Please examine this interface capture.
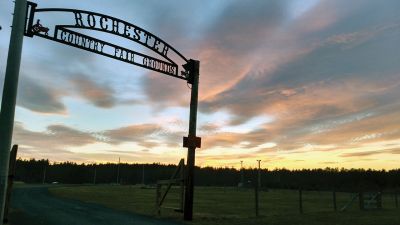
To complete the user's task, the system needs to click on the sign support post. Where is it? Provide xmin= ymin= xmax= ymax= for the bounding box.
xmin=0 ymin=0 xmax=27 ymax=222
xmin=183 ymin=60 xmax=200 ymax=221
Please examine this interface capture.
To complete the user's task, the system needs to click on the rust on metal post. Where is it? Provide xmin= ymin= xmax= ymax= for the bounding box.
xmin=3 ymin=145 xmax=18 ymax=224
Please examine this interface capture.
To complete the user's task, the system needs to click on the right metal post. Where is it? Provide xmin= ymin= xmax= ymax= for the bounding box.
xmin=183 ymin=60 xmax=200 ymax=221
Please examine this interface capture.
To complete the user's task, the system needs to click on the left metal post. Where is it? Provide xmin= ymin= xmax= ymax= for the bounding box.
xmin=3 ymin=145 xmax=18 ymax=224
xmin=0 ymin=0 xmax=27 ymax=222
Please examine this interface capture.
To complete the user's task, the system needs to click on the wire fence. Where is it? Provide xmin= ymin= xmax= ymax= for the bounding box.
xmin=157 ymin=186 xmax=400 ymax=218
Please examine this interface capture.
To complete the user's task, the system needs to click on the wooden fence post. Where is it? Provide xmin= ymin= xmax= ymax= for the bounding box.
xmin=377 ymin=191 xmax=382 ymax=209
xmin=180 ymin=162 xmax=185 ymax=212
xmin=333 ymin=189 xmax=337 ymax=211
xmin=299 ymin=187 xmax=303 ymax=214
xmin=254 ymin=176 xmax=259 ymax=217
xmin=359 ymin=191 xmax=364 ymax=210
xmin=156 ymin=184 xmax=161 ymax=216
xmin=3 ymin=145 xmax=18 ymax=224
xmin=42 ymin=166 xmax=46 ymax=184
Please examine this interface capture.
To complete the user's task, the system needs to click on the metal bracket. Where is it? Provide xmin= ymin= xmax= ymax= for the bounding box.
xmin=182 ymin=60 xmax=197 ymax=84
xmin=183 ymin=136 xmax=201 ymax=148
xmin=24 ymin=1 xmax=37 ymax=37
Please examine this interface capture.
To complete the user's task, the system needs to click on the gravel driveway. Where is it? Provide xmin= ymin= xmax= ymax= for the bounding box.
xmin=9 ymin=185 xmax=182 ymax=225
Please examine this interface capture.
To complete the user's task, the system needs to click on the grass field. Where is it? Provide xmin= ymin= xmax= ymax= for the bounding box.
xmin=50 ymin=185 xmax=400 ymax=225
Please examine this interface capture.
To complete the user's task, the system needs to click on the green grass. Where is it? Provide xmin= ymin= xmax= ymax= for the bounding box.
xmin=49 ymin=185 xmax=400 ymax=225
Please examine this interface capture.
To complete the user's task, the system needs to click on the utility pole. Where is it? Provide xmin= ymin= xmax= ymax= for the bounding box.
xmin=255 ymin=174 xmax=259 ymax=217
xmin=116 ymin=157 xmax=120 ymax=184
xmin=255 ymin=160 xmax=261 ymax=217
xmin=93 ymin=164 xmax=97 ymax=185
xmin=142 ymin=164 xmax=145 ymax=185
xmin=257 ymin=160 xmax=261 ymax=188
xmin=0 ymin=0 xmax=27 ymax=222
xmin=42 ymin=165 xmax=47 ymax=184
xmin=240 ymin=161 xmax=244 ymax=186
xmin=183 ymin=59 xmax=200 ymax=221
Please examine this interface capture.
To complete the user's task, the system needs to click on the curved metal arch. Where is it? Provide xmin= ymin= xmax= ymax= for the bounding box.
xmin=34 ymin=7 xmax=188 ymax=63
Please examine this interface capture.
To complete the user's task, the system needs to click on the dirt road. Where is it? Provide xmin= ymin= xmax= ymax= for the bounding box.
xmin=9 ymin=185 xmax=181 ymax=225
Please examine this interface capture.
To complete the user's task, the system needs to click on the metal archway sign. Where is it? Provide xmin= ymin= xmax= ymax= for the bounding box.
xmin=0 ymin=0 xmax=200 ymax=221
xmin=24 ymin=2 xmax=189 ymax=80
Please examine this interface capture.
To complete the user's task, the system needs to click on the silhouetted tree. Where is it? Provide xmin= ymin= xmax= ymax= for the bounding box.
xmin=14 ymin=158 xmax=400 ymax=191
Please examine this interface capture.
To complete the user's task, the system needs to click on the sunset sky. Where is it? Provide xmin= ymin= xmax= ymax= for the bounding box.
xmin=0 ymin=0 xmax=399 ymax=169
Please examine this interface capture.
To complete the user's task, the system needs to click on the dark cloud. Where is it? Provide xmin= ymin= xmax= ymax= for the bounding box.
xmin=340 ymin=148 xmax=400 ymax=158
xmin=17 ymin=76 xmax=66 ymax=114
xmin=12 ymin=122 xmax=181 ymax=158
xmin=201 ymin=20 xmax=400 ymax=125
xmin=197 ymin=0 xmax=288 ymax=55
xmin=202 ymin=128 xmax=273 ymax=149
xmin=199 ymin=123 xmax=220 ymax=134
xmin=341 ymin=150 xmax=383 ymax=158
xmin=196 ymin=0 xmax=400 ymax=135
xmin=201 ymin=87 xmax=400 ymax=154
xmin=141 ymin=74 xmax=189 ymax=108
xmin=13 ymin=122 xmax=97 ymax=150
xmin=308 ymin=0 xmax=400 ymax=39
xmin=138 ymin=141 xmax=159 ymax=149
xmin=46 ymin=124 xmax=97 ymax=146
xmin=387 ymin=148 xmax=400 ymax=154
xmin=71 ymin=75 xmax=117 ymax=108
xmin=157 ymin=131 xmax=185 ymax=148
xmin=141 ymin=0 xmax=290 ymax=106
xmin=299 ymin=104 xmax=400 ymax=147
xmin=103 ymin=124 xmax=162 ymax=144
xmin=321 ymin=162 xmax=339 ymax=165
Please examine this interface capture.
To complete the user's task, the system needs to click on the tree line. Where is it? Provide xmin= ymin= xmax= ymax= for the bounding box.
xmin=14 ymin=158 xmax=400 ymax=191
